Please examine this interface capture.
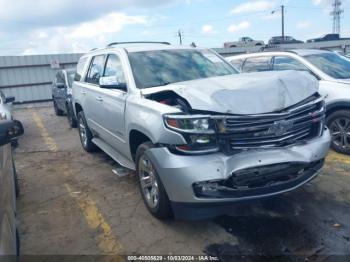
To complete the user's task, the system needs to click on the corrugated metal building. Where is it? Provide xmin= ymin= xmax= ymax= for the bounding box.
xmin=0 ymin=53 xmax=82 ymax=103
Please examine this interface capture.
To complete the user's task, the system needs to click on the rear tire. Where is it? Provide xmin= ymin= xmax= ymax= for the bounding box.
xmin=326 ymin=110 xmax=350 ymax=155
xmin=53 ymin=99 xmax=64 ymax=116
xmin=136 ymin=142 xmax=172 ymax=219
xmin=77 ymin=111 xmax=97 ymax=152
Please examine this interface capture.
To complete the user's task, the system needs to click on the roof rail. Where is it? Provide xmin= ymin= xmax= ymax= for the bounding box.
xmin=107 ymin=41 xmax=171 ymax=47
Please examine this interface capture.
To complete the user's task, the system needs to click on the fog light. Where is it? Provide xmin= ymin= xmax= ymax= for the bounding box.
xmin=190 ymin=135 xmax=210 ymax=144
xmin=193 ymin=181 xmax=221 ymax=197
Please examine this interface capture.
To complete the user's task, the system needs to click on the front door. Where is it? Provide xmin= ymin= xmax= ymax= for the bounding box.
xmin=95 ymin=54 xmax=128 ymax=155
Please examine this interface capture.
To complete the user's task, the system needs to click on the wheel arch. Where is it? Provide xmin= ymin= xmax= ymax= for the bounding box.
xmin=75 ymin=103 xmax=83 ymax=115
xmin=326 ymin=101 xmax=350 ymax=120
xmin=129 ymin=129 xmax=153 ymax=161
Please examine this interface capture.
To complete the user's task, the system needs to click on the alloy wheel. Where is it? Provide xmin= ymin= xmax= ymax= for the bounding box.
xmin=138 ymin=154 xmax=159 ymax=209
xmin=330 ymin=117 xmax=350 ymax=149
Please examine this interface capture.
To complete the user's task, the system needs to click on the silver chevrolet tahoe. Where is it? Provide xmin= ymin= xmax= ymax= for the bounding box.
xmin=72 ymin=42 xmax=331 ymax=220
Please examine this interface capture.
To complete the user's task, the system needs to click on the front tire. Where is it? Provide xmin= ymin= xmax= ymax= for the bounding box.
xmin=136 ymin=142 xmax=172 ymax=219
xmin=77 ymin=111 xmax=97 ymax=152
xmin=326 ymin=110 xmax=350 ymax=155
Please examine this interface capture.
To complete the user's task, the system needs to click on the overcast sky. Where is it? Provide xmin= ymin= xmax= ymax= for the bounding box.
xmin=0 ymin=0 xmax=349 ymax=55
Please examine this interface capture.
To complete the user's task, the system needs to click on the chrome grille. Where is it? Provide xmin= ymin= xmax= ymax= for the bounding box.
xmin=217 ymin=96 xmax=325 ymax=151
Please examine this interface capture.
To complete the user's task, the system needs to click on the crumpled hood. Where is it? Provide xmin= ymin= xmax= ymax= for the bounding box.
xmin=142 ymin=70 xmax=319 ymax=114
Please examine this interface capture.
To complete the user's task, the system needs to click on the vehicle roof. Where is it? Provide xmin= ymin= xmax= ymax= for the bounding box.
xmin=227 ymin=49 xmax=332 ymax=60
xmin=88 ymin=44 xmax=197 ymax=55
xmin=289 ymin=49 xmax=332 ymax=56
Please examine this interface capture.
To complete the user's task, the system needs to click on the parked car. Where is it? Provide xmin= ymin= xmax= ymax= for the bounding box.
xmin=224 ymin=37 xmax=264 ymax=48
xmin=0 ymin=92 xmax=20 ymax=195
xmin=52 ymin=68 xmax=77 ymax=127
xmin=307 ymin=33 xmax=350 ymax=43
xmin=72 ymin=42 xmax=330 ymax=220
xmin=0 ymin=91 xmax=15 ymax=121
xmin=226 ymin=49 xmax=350 ymax=155
xmin=268 ymin=36 xmax=303 ymax=45
xmin=0 ymin=119 xmax=24 ymax=255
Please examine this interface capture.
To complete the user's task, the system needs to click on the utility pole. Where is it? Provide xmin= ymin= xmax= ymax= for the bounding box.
xmin=330 ymin=0 xmax=343 ymax=34
xmin=177 ymin=29 xmax=183 ymax=45
xmin=281 ymin=5 xmax=285 ymax=44
xmin=271 ymin=6 xmax=285 ymax=44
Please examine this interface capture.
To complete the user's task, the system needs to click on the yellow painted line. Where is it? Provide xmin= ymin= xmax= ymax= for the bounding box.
xmin=65 ymin=183 xmax=123 ymax=255
xmin=32 ymin=111 xmax=58 ymax=152
xmin=326 ymin=150 xmax=350 ymax=165
xmin=31 ymin=110 xmax=123 ymax=256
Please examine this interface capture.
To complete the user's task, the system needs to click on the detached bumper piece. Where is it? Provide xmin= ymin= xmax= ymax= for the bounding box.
xmin=193 ymin=160 xmax=324 ymax=199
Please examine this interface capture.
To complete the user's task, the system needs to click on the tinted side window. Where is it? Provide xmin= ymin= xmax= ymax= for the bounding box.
xmin=104 ymin=55 xmax=126 ymax=84
xmin=273 ymin=56 xmax=309 ymax=71
xmin=242 ymin=57 xmax=272 ymax=73
xmin=75 ymin=57 xmax=87 ymax=81
xmin=86 ymin=55 xmax=106 ymax=85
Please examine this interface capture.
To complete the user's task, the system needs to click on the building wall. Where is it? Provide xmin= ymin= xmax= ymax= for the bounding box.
xmin=0 ymin=53 xmax=82 ymax=103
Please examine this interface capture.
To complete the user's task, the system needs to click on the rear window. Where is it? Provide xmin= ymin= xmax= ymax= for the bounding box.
xmin=273 ymin=56 xmax=309 ymax=71
xmin=242 ymin=56 xmax=272 ymax=73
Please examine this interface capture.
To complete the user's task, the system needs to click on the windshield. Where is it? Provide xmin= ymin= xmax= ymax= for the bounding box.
xmin=128 ymin=49 xmax=238 ymax=89
xmin=305 ymin=53 xmax=350 ymax=79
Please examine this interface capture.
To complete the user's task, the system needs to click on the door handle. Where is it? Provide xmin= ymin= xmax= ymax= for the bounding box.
xmin=96 ymin=97 xmax=103 ymax=102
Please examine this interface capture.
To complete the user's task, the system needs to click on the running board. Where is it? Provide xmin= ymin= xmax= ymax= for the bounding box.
xmin=92 ymin=138 xmax=136 ymax=170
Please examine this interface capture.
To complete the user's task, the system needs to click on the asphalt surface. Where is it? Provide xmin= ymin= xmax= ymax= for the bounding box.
xmin=13 ymin=106 xmax=350 ymax=261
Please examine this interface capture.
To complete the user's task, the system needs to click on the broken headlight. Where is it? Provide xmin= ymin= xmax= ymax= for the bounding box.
xmin=164 ymin=114 xmax=219 ymax=154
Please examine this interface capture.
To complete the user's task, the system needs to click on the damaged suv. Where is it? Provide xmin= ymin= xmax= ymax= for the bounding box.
xmin=72 ymin=42 xmax=330 ymax=220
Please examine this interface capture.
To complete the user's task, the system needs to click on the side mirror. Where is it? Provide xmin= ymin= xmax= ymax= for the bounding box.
xmin=0 ymin=120 xmax=24 ymax=147
xmin=56 ymin=83 xmax=65 ymax=89
xmin=99 ymin=76 xmax=127 ymax=91
xmin=5 ymin=96 xmax=15 ymax=104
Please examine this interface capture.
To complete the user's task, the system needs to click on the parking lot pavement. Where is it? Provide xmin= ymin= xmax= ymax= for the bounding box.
xmin=13 ymin=106 xmax=350 ymax=259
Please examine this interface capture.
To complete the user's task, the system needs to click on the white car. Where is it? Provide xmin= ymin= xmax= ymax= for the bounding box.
xmin=227 ymin=49 xmax=350 ymax=155
xmin=224 ymin=37 xmax=264 ymax=48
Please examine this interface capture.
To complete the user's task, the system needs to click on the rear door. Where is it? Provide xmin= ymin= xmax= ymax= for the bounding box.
xmin=94 ymin=53 xmax=128 ymax=154
xmin=82 ymin=54 xmax=107 ymax=134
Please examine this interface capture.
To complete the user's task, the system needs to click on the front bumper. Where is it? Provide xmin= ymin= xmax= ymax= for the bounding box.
xmin=146 ymin=128 xmax=330 ymax=208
